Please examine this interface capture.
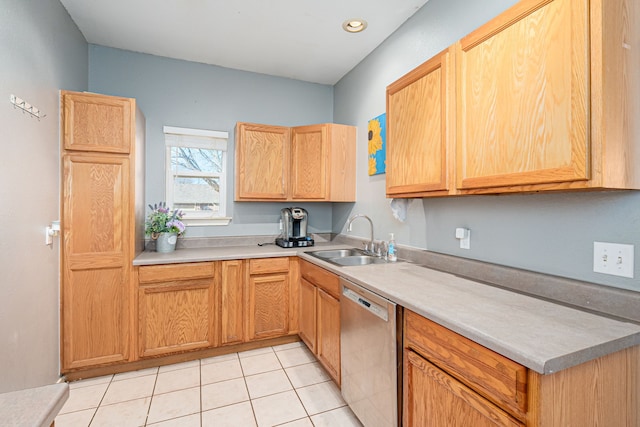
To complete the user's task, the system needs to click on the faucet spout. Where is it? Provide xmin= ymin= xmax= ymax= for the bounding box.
xmin=346 ymin=214 xmax=374 ymax=253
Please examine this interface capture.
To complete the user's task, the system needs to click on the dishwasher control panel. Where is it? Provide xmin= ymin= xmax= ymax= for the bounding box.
xmin=342 ymin=287 xmax=389 ymax=322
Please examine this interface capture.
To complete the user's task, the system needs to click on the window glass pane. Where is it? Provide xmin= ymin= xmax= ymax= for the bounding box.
xmin=164 ymin=127 xmax=229 ymax=221
xmin=170 ymin=147 xmax=223 ymax=174
xmin=173 ymin=176 xmax=220 ymax=213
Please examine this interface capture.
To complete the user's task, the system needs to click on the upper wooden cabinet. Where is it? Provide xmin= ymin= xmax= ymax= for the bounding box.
xmin=60 ymin=91 xmax=145 ymax=373
xmin=386 ymin=47 xmax=455 ymax=198
xmin=387 ymin=0 xmax=640 ymax=197
xmin=235 ymin=122 xmax=356 ymax=202
xmin=291 ymin=124 xmax=356 ymax=201
xmin=456 ymin=0 xmax=589 ymax=192
xmin=235 ymin=123 xmax=290 ymax=200
xmin=62 ymin=91 xmax=133 ymax=154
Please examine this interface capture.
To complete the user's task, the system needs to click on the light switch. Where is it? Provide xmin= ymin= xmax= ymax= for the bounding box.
xmin=593 ymin=242 xmax=634 ymax=278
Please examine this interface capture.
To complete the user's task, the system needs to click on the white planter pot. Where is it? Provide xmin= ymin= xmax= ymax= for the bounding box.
xmin=156 ymin=232 xmax=178 ymax=253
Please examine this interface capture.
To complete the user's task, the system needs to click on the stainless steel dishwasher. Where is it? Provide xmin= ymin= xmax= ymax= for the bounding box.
xmin=340 ymin=278 xmax=400 ymax=427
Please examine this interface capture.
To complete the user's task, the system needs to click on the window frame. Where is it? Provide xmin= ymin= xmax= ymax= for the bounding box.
xmin=164 ymin=125 xmax=232 ymax=226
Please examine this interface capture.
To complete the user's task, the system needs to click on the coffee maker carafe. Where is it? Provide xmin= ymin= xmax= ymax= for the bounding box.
xmin=276 ymin=207 xmax=314 ymax=248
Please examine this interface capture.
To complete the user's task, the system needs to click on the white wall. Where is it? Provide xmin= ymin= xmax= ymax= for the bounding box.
xmin=0 ymin=0 xmax=87 ymax=392
xmin=333 ymin=0 xmax=640 ymax=291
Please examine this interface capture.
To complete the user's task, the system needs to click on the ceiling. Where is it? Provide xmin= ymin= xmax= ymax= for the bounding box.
xmin=59 ymin=0 xmax=429 ymax=85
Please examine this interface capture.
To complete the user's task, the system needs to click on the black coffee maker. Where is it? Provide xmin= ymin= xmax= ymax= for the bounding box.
xmin=275 ymin=207 xmax=314 ymax=248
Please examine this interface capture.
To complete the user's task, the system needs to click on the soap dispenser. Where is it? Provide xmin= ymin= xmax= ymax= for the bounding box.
xmin=387 ymin=233 xmax=397 ymax=262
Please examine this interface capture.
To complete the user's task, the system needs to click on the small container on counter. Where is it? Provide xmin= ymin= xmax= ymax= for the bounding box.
xmin=387 ymin=233 xmax=397 ymax=262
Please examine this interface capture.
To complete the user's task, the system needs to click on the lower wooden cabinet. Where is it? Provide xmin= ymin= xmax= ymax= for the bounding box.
xmin=135 ymin=257 xmax=298 ymax=360
xmin=404 ymin=349 xmax=523 ymax=427
xmin=316 ymin=288 xmax=341 ymax=383
xmin=62 ymin=265 xmax=131 ymax=371
xmin=137 ymin=263 xmax=217 ymax=358
xmin=298 ymin=278 xmax=317 ymax=353
xmin=246 ymin=257 xmax=291 ymax=340
xmin=299 ymin=259 xmax=341 ymax=385
xmin=220 ymin=260 xmax=244 ymax=346
xmin=404 ymin=310 xmax=526 ymax=426
xmin=404 ymin=309 xmax=640 ymax=427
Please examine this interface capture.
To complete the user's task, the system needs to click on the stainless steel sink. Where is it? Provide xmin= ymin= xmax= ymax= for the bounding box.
xmin=307 ymin=248 xmax=393 ymax=266
xmin=308 ymin=248 xmax=365 ymax=259
xmin=331 ymin=255 xmax=387 ymax=266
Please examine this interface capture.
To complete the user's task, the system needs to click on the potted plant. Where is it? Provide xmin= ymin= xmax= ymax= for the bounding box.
xmin=145 ymin=202 xmax=186 ymax=252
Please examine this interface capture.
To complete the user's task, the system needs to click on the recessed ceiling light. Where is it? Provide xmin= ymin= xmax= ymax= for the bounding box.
xmin=342 ymin=19 xmax=368 ymax=33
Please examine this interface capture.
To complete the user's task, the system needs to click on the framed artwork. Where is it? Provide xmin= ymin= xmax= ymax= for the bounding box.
xmin=368 ymin=113 xmax=386 ymax=175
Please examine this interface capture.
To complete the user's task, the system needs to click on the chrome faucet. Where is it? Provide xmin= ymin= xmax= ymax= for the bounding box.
xmin=346 ymin=214 xmax=375 ymax=254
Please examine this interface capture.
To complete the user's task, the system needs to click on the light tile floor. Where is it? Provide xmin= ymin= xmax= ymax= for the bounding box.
xmin=55 ymin=342 xmax=363 ymax=427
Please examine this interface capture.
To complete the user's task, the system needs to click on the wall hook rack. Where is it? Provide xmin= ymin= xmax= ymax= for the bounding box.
xmin=10 ymin=94 xmax=46 ymax=120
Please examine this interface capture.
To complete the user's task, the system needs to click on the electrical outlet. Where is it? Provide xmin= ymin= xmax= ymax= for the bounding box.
xmin=455 ymin=228 xmax=470 ymax=249
xmin=593 ymin=242 xmax=634 ymax=278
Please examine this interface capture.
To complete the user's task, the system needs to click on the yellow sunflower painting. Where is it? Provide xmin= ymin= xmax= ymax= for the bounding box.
xmin=368 ymin=113 xmax=386 ymax=175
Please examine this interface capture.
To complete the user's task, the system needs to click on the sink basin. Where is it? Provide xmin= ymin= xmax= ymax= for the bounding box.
xmin=307 ymin=248 xmax=394 ymax=267
xmin=331 ymin=255 xmax=387 ymax=266
xmin=308 ymin=248 xmax=365 ymax=259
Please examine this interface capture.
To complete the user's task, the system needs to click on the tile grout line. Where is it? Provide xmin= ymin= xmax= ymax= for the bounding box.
xmin=277 ymin=347 xmax=309 ymax=416
xmin=88 ymin=373 xmax=114 ymax=426
xmin=274 ymin=345 xmax=317 ymax=424
xmin=277 ymin=344 xmax=355 ymax=425
xmin=143 ymin=369 xmax=159 ymax=426
xmin=239 ymin=347 xmax=260 ymax=426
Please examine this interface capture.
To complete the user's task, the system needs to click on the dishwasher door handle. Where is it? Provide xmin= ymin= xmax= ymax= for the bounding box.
xmin=343 ymin=286 xmax=389 ymax=322
xmin=358 ymin=297 xmax=371 ymax=308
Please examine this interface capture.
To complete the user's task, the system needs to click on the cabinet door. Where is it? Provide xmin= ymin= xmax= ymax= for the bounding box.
xmin=139 ymin=279 xmax=216 ymax=357
xmin=456 ymin=0 xmax=589 ymax=191
xmin=404 ymin=350 xmax=523 ymax=427
xmin=61 ymin=154 xmax=130 ymax=370
xmin=387 ymin=47 xmax=454 ymax=197
xmin=317 ymin=289 xmax=341 ymax=385
xmin=326 ymin=124 xmax=357 ymax=202
xmin=246 ymin=273 xmax=290 ymax=340
xmin=298 ymin=278 xmax=317 ymax=352
xmin=62 ymin=91 xmax=132 ymax=154
xmin=220 ymin=260 xmax=244 ymax=345
xmin=291 ymin=124 xmax=328 ymax=200
xmin=235 ymin=122 xmax=290 ymax=200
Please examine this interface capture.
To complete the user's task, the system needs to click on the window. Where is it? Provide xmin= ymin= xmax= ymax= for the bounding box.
xmin=164 ymin=126 xmax=231 ymax=226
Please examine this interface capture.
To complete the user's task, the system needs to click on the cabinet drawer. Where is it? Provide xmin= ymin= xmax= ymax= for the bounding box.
xmin=249 ymin=257 xmax=290 ymax=274
xmin=138 ymin=262 xmax=215 ymax=284
xmin=404 ymin=310 xmax=527 ymax=417
xmin=300 ymin=259 xmax=340 ymax=299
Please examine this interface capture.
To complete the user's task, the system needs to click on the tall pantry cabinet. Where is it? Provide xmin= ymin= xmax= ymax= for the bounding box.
xmin=60 ymin=91 xmax=145 ymax=372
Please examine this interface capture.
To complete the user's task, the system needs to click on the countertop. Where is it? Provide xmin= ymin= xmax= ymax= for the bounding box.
xmin=0 ymin=383 xmax=69 ymax=427
xmin=134 ymin=245 xmax=640 ymax=374
xmin=133 ymin=243 xmax=303 ymax=265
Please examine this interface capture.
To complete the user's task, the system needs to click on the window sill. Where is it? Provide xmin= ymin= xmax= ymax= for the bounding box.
xmin=183 ymin=217 xmax=232 ymax=227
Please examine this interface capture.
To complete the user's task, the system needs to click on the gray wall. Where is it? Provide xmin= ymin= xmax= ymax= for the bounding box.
xmin=88 ymin=46 xmax=337 ymax=238
xmin=333 ymin=0 xmax=640 ymax=292
xmin=0 ymin=0 xmax=87 ymax=392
